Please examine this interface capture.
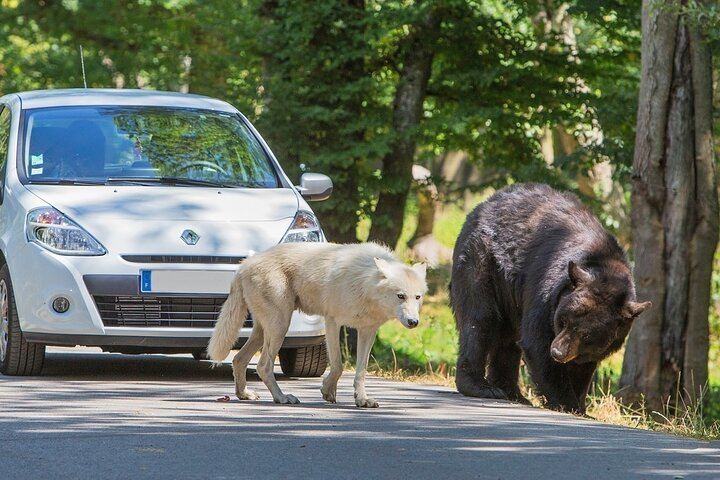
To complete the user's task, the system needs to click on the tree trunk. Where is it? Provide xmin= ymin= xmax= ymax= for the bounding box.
xmin=619 ymin=0 xmax=719 ymax=411
xmin=683 ymin=15 xmax=718 ymax=404
xmin=368 ymin=7 xmax=440 ymax=248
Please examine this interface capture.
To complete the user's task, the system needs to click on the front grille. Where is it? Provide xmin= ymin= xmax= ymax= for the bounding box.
xmin=94 ymin=295 xmax=252 ymax=329
xmin=121 ymin=255 xmax=244 ymax=264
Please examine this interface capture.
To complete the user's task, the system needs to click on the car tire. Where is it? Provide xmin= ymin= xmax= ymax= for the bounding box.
xmin=0 ymin=265 xmax=45 ymax=376
xmin=279 ymin=344 xmax=327 ymax=377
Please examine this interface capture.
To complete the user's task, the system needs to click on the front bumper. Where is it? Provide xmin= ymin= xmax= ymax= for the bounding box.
xmin=23 ymin=332 xmax=326 ymax=351
xmin=12 ymin=244 xmax=325 ymax=347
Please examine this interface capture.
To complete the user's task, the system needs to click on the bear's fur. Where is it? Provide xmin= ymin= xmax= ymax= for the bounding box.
xmin=450 ymin=183 xmax=650 ymax=413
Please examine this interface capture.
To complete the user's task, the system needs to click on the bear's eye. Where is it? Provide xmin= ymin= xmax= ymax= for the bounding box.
xmin=397 ymin=293 xmax=406 ymax=300
xmin=415 ymin=295 xmax=421 ymax=300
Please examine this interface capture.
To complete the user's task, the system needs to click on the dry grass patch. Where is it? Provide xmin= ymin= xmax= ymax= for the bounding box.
xmin=363 ymin=361 xmax=720 ymax=441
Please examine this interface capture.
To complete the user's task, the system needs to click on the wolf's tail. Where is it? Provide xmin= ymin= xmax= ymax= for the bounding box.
xmin=207 ymin=272 xmax=248 ymax=362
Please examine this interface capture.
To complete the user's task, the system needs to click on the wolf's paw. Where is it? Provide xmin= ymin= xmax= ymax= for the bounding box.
xmin=237 ymin=389 xmax=260 ymax=401
xmin=355 ymin=396 xmax=379 ymax=408
xmin=274 ymin=394 xmax=301 ymax=405
xmin=321 ymin=386 xmax=337 ymax=403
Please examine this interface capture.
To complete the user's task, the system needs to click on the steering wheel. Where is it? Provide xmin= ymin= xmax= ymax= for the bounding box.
xmin=177 ymin=161 xmax=229 ymax=176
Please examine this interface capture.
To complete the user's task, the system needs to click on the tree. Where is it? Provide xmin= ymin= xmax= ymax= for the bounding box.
xmin=619 ymin=0 xmax=719 ymax=410
xmin=0 ymin=0 xmax=652 ymax=250
xmin=251 ymin=0 xmax=373 ymax=244
xmin=367 ymin=2 xmax=441 ymax=247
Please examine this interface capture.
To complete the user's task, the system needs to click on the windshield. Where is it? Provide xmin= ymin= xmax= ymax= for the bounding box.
xmin=22 ymin=106 xmax=281 ymax=188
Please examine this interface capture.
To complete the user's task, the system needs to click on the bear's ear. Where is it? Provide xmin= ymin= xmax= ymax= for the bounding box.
xmin=622 ymin=300 xmax=652 ymax=320
xmin=568 ymin=261 xmax=592 ymax=287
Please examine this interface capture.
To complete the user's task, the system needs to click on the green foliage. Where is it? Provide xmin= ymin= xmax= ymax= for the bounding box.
xmin=0 ymin=0 xmax=646 ymax=238
xmin=248 ymin=0 xmax=382 ymax=242
xmin=373 ymin=264 xmax=457 ymax=373
xmin=421 ymin=1 xmax=641 ymax=193
xmin=709 ymin=251 xmax=720 ymax=384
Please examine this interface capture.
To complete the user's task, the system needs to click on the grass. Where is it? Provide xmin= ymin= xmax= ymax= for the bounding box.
xmin=585 ymin=384 xmax=720 ymax=440
xmin=357 ymin=194 xmax=720 ymax=441
xmin=372 ymin=265 xmax=457 ymax=374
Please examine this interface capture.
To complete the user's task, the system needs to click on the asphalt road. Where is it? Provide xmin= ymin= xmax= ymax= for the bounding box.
xmin=1 ymin=347 xmax=718 ymax=480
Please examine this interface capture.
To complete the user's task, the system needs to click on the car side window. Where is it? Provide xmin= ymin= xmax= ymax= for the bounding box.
xmin=0 ymin=107 xmax=11 ymax=204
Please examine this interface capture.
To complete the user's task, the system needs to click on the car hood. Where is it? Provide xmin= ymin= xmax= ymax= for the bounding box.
xmin=25 ymin=185 xmax=301 ymax=255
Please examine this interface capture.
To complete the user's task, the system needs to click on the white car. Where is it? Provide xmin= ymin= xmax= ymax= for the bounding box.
xmin=0 ymin=89 xmax=333 ymax=376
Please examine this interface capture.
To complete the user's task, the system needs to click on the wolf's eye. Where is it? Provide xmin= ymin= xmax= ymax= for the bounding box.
xmin=397 ymin=293 xmax=406 ymax=300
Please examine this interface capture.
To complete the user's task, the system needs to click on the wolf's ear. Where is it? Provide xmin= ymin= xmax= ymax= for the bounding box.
xmin=412 ymin=262 xmax=427 ymax=279
xmin=568 ymin=261 xmax=592 ymax=287
xmin=374 ymin=257 xmax=392 ymax=278
xmin=622 ymin=300 xmax=652 ymax=320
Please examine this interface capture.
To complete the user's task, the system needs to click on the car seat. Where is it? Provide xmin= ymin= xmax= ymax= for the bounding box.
xmin=64 ymin=120 xmax=106 ymax=177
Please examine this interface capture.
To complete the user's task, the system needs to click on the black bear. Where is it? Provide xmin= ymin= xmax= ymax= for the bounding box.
xmin=450 ymin=183 xmax=650 ymax=413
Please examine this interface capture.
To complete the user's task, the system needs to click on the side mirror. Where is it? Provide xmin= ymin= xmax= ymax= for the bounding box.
xmin=295 ymin=172 xmax=332 ymax=201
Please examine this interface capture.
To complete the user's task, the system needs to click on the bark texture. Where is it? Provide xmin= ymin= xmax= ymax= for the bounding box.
xmin=619 ymin=0 xmax=719 ymax=410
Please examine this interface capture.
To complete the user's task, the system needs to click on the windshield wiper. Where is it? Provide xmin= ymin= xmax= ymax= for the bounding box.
xmin=105 ymin=176 xmax=235 ymax=188
xmin=30 ymin=179 xmax=106 ymax=186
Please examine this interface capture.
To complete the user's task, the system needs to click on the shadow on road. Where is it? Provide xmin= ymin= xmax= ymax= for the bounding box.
xmin=2 ymin=349 xmax=719 ymax=479
xmin=40 ymin=350 xmax=237 ymax=381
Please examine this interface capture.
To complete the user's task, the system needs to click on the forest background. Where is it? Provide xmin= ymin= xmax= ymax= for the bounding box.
xmin=2 ymin=0 xmax=719 ymax=431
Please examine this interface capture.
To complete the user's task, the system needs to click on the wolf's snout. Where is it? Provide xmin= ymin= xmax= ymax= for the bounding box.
xmin=407 ymin=318 xmax=419 ymax=328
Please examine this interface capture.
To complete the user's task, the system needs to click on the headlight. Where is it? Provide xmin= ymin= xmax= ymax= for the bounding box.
xmin=281 ymin=211 xmax=323 ymax=243
xmin=26 ymin=207 xmax=107 ymax=256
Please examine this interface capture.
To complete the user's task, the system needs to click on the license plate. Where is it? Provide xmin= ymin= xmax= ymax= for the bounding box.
xmin=140 ymin=270 xmax=235 ymax=294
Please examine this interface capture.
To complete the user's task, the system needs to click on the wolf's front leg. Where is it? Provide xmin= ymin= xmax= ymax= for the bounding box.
xmin=354 ymin=327 xmax=379 ymax=408
xmin=321 ymin=318 xmax=342 ymax=403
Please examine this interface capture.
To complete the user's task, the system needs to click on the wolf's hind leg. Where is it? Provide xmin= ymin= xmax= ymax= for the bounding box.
xmin=256 ymin=314 xmax=299 ymax=404
xmin=354 ymin=327 xmax=379 ymax=408
xmin=232 ymin=324 xmax=264 ymax=401
xmin=321 ymin=318 xmax=342 ymax=403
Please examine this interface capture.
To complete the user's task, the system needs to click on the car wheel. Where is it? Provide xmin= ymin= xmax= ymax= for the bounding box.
xmin=279 ymin=344 xmax=327 ymax=377
xmin=0 ymin=265 xmax=45 ymax=376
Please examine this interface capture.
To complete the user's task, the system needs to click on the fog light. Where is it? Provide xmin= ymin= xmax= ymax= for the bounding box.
xmin=52 ymin=297 xmax=70 ymax=313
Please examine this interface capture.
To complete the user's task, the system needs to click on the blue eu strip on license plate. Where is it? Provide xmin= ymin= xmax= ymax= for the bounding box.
xmin=140 ymin=270 xmax=152 ymax=293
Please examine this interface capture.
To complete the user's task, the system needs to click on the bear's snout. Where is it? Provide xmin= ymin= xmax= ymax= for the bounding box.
xmin=550 ymin=335 xmax=579 ymax=363
xmin=406 ymin=318 xmax=419 ymax=328
xmin=551 ymin=346 xmax=569 ymax=363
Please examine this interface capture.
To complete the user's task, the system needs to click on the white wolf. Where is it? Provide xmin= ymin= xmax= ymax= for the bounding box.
xmin=207 ymin=242 xmax=427 ymax=408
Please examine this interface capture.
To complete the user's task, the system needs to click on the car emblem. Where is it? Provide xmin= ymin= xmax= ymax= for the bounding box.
xmin=180 ymin=229 xmax=200 ymax=245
